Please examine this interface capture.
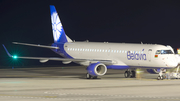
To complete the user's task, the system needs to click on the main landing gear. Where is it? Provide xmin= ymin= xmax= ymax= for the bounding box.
xmin=124 ymin=69 xmax=136 ymax=78
xmin=86 ymin=73 xmax=98 ymax=79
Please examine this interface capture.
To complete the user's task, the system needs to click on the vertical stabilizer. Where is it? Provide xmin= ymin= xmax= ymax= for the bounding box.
xmin=50 ymin=5 xmax=72 ymax=43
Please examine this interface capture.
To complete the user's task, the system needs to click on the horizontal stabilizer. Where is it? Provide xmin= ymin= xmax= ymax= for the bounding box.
xmin=13 ymin=42 xmax=59 ymax=49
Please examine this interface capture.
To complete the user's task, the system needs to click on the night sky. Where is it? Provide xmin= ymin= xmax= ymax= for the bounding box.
xmin=1 ymin=0 xmax=180 ymax=67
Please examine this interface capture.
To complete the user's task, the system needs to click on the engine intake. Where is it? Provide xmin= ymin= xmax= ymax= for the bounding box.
xmin=87 ymin=63 xmax=107 ymax=76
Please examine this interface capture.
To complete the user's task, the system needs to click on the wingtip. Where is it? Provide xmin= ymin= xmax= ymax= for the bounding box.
xmin=2 ymin=44 xmax=12 ymax=57
xmin=12 ymin=42 xmax=18 ymax=44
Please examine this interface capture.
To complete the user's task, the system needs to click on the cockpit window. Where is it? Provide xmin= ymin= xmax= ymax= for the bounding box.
xmin=156 ymin=50 xmax=173 ymax=54
xmin=156 ymin=50 xmax=161 ymax=54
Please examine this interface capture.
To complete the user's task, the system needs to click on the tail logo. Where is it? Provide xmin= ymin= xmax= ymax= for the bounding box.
xmin=51 ymin=12 xmax=63 ymax=42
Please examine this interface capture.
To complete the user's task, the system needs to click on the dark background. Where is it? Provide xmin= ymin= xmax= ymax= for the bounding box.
xmin=1 ymin=0 xmax=180 ymax=67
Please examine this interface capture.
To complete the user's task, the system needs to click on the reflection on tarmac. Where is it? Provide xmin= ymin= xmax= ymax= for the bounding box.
xmin=0 ymin=66 xmax=180 ymax=101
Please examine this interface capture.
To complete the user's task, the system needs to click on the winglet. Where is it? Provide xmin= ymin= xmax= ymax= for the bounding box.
xmin=2 ymin=44 xmax=12 ymax=57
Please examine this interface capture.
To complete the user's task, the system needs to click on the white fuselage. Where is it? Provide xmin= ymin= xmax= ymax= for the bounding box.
xmin=63 ymin=42 xmax=178 ymax=69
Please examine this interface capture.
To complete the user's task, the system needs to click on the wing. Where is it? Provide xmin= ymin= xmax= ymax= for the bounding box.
xmin=12 ymin=42 xmax=59 ymax=49
xmin=2 ymin=44 xmax=114 ymax=64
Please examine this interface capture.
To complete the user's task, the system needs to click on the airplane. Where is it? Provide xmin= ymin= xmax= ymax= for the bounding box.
xmin=3 ymin=5 xmax=180 ymax=80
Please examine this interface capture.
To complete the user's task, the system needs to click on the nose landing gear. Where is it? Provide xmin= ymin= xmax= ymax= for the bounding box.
xmin=157 ymin=69 xmax=166 ymax=80
xmin=157 ymin=75 xmax=164 ymax=80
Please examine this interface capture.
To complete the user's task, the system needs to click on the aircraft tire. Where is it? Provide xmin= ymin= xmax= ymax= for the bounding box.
xmin=86 ymin=73 xmax=92 ymax=79
xmin=131 ymin=71 xmax=136 ymax=78
xmin=124 ymin=71 xmax=130 ymax=78
xmin=157 ymin=76 xmax=161 ymax=80
xmin=160 ymin=76 xmax=164 ymax=80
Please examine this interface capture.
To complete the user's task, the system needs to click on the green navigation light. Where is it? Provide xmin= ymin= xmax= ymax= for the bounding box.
xmin=13 ymin=55 xmax=18 ymax=59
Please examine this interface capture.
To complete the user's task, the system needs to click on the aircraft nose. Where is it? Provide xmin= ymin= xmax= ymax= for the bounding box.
xmin=171 ymin=56 xmax=179 ymax=67
xmin=175 ymin=54 xmax=180 ymax=64
xmin=166 ymin=55 xmax=178 ymax=68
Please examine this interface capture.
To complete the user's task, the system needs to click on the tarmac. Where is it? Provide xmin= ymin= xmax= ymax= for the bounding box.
xmin=0 ymin=66 xmax=180 ymax=101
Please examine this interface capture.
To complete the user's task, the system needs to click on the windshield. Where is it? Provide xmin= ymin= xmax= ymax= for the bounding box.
xmin=156 ymin=50 xmax=173 ymax=54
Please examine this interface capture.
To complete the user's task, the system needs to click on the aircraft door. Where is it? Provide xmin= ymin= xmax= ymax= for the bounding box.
xmin=148 ymin=49 xmax=152 ymax=62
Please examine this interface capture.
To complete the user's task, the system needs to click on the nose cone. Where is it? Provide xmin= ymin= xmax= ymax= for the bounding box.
xmin=175 ymin=54 xmax=180 ymax=64
xmin=165 ymin=55 xmax=178 ymax=68
xmin=170 ymin=55 xmax=179 ymax=67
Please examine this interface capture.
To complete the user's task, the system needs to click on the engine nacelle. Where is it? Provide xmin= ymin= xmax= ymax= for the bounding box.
xmin=87 ymin=63 xmax=107 ymax=76
xmin=147 ymin=69 xmax=165 ymax=74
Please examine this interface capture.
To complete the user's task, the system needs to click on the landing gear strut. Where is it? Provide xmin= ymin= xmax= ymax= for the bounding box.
xmin=157 ymin=69 xmax=165 ymax=80
xmin=86 ymin=73 xmax=98 ymax=79
xmin=124 ymin=69 xmax=136 ymax=78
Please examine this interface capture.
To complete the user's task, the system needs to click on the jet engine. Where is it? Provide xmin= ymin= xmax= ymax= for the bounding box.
xmin=87 ymin=63 xmax=107 ymax=76
xmin=146 ymin=69 xmax=166 ymax=74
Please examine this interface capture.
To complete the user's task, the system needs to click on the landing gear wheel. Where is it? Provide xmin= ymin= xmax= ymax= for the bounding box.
xmin=131 ymin=71 xmax=136 ymax=78
xmin=86 ymin=73 xmax=92 ymax=79
xmin=157 ymin=76 xmax=163 ymax=80
xmin=160 ymin=76 xmax=164 ymax=80
xmin=157 ymin=76 xmax=161 ymax=80
xmin=124 ymin=71 xmax=130 ymax=78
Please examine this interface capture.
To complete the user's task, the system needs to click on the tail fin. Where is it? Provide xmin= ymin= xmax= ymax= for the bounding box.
xmin=50 ymin=5 xmax=72 ymax=43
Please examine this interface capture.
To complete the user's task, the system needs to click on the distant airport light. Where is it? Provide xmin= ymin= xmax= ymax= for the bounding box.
xmin=177 ymin=48 xmax=180 ymax=54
